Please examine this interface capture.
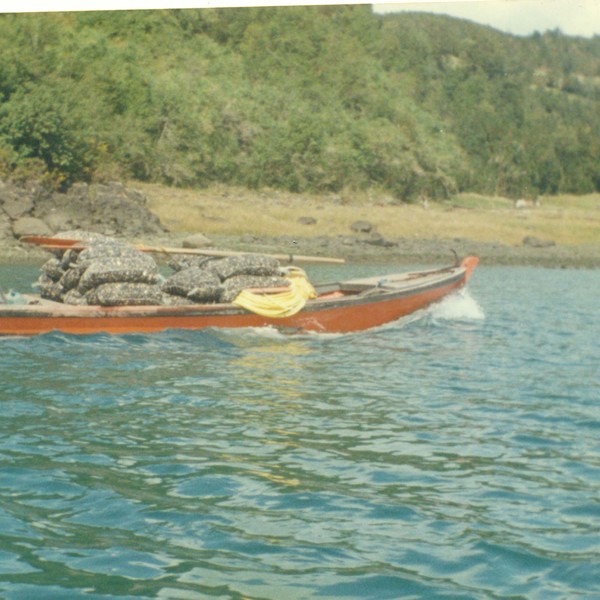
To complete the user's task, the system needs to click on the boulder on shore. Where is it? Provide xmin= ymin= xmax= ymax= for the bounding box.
xmin=350 ymin=220 xmax=373 ymax=234
xmin=12 ymin=217 xmax=53 ymax=238
xmin=522 ymin=235 xmax=556 ymax=248
xmin=0 ymin=179 xmax=167 ymax=249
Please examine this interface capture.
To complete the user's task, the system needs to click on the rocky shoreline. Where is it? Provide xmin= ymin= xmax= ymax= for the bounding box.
xmin=204 ymin=233 xmax=600 ymax=269
xmin=2 ymin=179 xmax=598 ymax=268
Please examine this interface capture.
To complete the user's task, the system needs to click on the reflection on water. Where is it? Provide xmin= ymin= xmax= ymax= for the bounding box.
xmin=225 ymin=332 xmax=313 ymax=404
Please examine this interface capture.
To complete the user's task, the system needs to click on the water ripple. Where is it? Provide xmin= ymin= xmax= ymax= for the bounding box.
xmin=1 ymin=266 xmax=599 ymax=598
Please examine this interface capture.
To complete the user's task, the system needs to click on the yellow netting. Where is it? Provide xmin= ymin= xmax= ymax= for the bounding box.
xmin=232 ymin=268 xmax=317 ymax=318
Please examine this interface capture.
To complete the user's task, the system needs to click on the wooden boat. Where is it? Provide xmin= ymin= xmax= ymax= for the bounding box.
xmin=0 ymin=256 xmax=478 ymax=336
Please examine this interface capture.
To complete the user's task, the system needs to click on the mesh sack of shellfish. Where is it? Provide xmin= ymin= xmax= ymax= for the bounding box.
xmin=219 ymin=275 xmax=290 ymax=303
xmin=86 ymin=282 xmax=163 ymax=307
xmin=66 ymin=242 xmax=150 ymax=294
xmin=62 ymin=289 xmax=88 ymax=306
xmin=75 ymin=242 xmax=142 ymax=269
xmin=77 ymin=254 xmax=159 ymax=294
xmin=47 ymin=230 xmax=114 ymax=259
xmin=167 ymin=255 xmax=219 ymax=273
xmin=40 ymin=257 xmax=66 ymax=282
xmin=211 ymin=255 xmax=281 ymax=281
xmin=161 ymin=293 xmax=196 ymax=306
xmin=36 ymin=274 xmax=64 ymax=302
xmin=161 ymin=267 xmax=221 ymax=302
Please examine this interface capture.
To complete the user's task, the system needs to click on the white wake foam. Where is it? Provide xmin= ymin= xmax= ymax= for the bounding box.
xmin=429 ymin=288 xmax=485 ymax=322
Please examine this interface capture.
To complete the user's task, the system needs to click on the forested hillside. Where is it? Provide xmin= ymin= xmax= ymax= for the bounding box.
xmin=1 ymin=6 xmax=599 ymax=201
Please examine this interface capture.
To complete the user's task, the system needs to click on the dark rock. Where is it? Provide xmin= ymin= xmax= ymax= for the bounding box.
xmin=298 ymin=216 xmax=317 ymax=225
xmin=35 ymin=184 xmax=166 ymax=238
xmin=365 ymin=232 xmax=397 ymax=247
xmin=350 ymin=220 xmax=373 ymax=233
xmin=1 ymin=180 xmax=167 ymax=256
xmin=522 ymin=235 xmax=556 ymax=248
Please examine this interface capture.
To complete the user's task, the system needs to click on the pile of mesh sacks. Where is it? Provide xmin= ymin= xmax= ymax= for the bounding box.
xmin=36 ymin=232 xmax=290 ymax=307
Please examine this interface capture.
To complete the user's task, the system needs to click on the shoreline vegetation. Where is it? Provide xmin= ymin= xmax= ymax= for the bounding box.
xmin=3 ymin=182 xmax=598 ymax=269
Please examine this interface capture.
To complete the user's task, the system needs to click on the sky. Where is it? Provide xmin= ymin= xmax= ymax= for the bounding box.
xmin=373 ymin=0 xmax=600 ymax=38
xmin=1 ymin=0 xmax=599 ymax=39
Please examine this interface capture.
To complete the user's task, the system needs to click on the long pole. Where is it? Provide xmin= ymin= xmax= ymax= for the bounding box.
xmin=19 ymin=236 xmax=345 ymax=264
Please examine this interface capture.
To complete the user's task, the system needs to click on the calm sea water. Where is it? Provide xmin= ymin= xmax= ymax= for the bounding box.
xmin=0 ymin=262 xmax=599 ymax=600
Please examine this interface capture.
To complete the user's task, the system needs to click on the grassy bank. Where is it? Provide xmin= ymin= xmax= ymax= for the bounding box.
xmin=137 ymin=182 xmax=600 ymax=247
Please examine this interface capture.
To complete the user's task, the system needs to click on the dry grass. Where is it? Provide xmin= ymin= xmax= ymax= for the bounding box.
xmin=133 ymin=182 xmax=600 ymax=246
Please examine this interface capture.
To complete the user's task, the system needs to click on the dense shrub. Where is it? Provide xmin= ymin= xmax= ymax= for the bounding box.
xmin=1 ymin=8 xmax=600 ymax=199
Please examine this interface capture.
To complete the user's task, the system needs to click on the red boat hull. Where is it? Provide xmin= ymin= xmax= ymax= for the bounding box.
xmin=0 ymin=257 xmax=478 ymax=336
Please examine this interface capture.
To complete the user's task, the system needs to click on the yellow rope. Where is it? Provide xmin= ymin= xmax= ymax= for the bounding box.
xmin=232 ymin=268 xmax=317 ymax=318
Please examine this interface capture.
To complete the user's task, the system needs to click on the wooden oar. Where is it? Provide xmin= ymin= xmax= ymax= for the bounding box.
xmin=19 ymin=235 xmax=345 ymax=264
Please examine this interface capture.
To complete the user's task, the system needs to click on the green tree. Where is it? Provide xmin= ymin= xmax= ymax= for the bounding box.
xmin=0 ymin=83 xmax=96 ymax=187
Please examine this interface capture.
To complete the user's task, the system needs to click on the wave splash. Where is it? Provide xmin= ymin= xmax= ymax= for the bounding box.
xmin=429 ymin=288 xmax=485 ymax=322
